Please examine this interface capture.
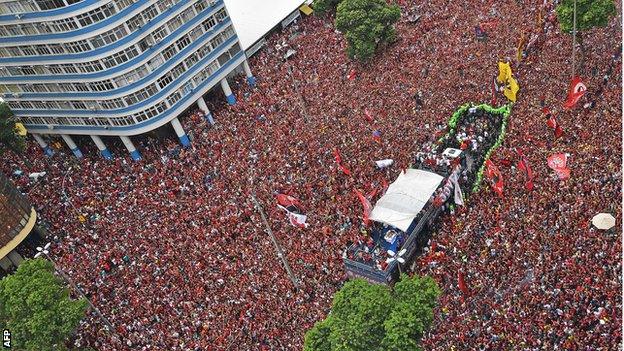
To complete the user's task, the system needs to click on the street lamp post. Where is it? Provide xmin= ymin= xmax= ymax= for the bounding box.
xmin=386 ymin=248 xmax=407 ymax=277
xmin=35 ymin=243 xmax=116 ymax=334
xmin=61 ymin=166 xmax=71 ymax=198
xmin=62 ymin=167 xmax=78 ymax=213
xmin=61 ymin=166 xmax=87 ymax=227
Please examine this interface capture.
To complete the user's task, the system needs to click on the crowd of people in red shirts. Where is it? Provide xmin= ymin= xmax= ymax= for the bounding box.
xmin=2 ymin=0 xmax=621 ymax=349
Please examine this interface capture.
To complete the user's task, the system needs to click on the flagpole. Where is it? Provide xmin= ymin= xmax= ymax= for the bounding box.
xmin=247 ymin=166 xmax=299 ymax=288
xmin=250 ymin=193 xmax=300 ymax=288
xmin=571 ymin=0 xmax=577 ymax=78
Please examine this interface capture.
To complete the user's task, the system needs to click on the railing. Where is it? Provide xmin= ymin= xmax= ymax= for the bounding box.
xmin=343 ymin=201 xmax=445 ymax=285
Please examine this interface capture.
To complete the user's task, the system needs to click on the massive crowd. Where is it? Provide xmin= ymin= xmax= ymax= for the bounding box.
xmin=1 ymin=0 xmax=621 ymax=349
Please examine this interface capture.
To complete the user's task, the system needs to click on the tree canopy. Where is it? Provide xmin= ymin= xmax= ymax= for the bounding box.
xmin=556 ymin=0 xmax=616 ymax=33
xmin=0 ymin=102 xmax=25 ymax=156
xmin=0 ymin=258 xmax=88 ymax=351
xmin=312 ymin=0 xmax=341 ymax=14
xmin=335 ymin=0 xmax=401 ymax=61
xmin=303 ymin=275 xmax=441 ymax=351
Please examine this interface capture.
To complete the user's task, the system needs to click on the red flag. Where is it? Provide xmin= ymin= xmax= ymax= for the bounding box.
xmin=484 ymin=159 xmax=496 ymax=178
xmin=333 ymin=148 xmax=352 ymax=175
xmin=458 ymin=270 xmax=469 ymax=296
xmin=545 ymin=114 xmax=563 ymax=139
xmin=354 ymin=189 xmax=372 ymax=226
xmin=547 ymin=153 xmax=567 ymax=170
xmin=515 ymin=149 xmax=534 ymax=192
xmin=547 ymin=153 xmax=571 ymax=180
xmin=554 ymin=168 xmax=570 ymax=180
xmin=546 ymin=114 xmax=557 ymax=129
xmin=346 ymin=69 xmax=357 ymax=80
xmin=275 ymin=194 xmax=304 ymax=211
xmin=333 ymin=148 xmax=342 ymax=164
xmin=485 ymin=160 xmax=504 ymax=197
xmin=492 ymin=178 xmax=504 ymax=197
xmin=364 ymin=109 xmax=374 ymax=122
xmin=339 ymin=164 xmax=352 ymax=176
xmin=517 ymin=160 xmax=526 ymax=172
xmin=563 ymin=77 xmax=587 ymax=109
xmin=554 ymin=124 xmax=564 ymax=138
xmin=517 ymin=159 xmax=534 ymax=190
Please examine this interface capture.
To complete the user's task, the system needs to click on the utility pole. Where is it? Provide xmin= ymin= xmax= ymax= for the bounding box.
xmin=288 ymin=60 xmax=310 ymax=124
xmin=250 ymin=193 xmax=299 ymax=288
xmin=572 ymin=0 xmax=577 ymax=77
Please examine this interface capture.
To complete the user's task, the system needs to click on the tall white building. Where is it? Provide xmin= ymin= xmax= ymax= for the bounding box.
xmin=0 ymin=0 xmax=255 ymax=160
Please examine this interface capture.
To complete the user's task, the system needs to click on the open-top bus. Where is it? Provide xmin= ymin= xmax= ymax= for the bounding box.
xmin=343 ymin=104 xmax=510 ymax=284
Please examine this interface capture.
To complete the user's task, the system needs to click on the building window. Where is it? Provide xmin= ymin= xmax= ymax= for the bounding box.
xmin=127 ymin=13 xmax=145 ymax=32
xmin=36 ymin=0 xmax=68 ymax=11
xmin=71 ymin=101 xmax=87 ymax=109
xmin=76 ymin=3 xmax=116 ymax=28
xmin=147 ymin=55 xmax=165 ymax=71
xmin=162 ymin=46 xmax=177 ymax=61
xmin=48 ymin=44 xmax=65 ymax=54
xmin=157 ymin=74 xmax=173 ymax=89
xmin=142 ymin=4 xmax=159 ymax=21
xmin=157 ymin=0 xmax=176 ymax=12
xmin=152 ymin=25 xmax=168 ymax=43
xmin=176 ymin=35 xmax=191 ymax=51
xmin=203 ymin=16 xmax=216 ymax=32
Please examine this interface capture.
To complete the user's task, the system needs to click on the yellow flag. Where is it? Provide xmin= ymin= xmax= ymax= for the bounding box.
xmin=504 ymin=76 xmax=520 ymax=102
xmin=78 ymin=215 xmax=86 ymax=223
xmin=497 ymin=61 xmax=512 ymax=84
xmin=14 ymin=123 xmax=27 ymax=136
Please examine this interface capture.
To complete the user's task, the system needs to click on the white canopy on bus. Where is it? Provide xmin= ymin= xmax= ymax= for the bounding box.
xmin=369 ymin=169 xmax=444 ymax=232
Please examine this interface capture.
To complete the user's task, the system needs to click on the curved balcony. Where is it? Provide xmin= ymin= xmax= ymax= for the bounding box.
xmin=14 ymin=35 xmax=239 ymax=118
xmin=0 ymin=0 xmax=192 ymax=47
xmin=0 ymin=0 xmax=97 ymax=22
xmin=0 ymin=0 xmax=212 ymax=59
xmin=23 ymin=50 xmax=245 ymax=136
xmin=6 ymin=22 xmax=230 ymax=101
xmin=0 ymin=12 xmax=228 ymax=84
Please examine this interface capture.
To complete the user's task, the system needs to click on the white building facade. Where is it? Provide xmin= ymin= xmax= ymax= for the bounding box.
xmin=0 ymin=0 xmax=255 ymax=160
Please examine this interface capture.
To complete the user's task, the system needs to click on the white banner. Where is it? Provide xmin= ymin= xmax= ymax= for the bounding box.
xmin=449 ymin=172 xmax=464 ymax=206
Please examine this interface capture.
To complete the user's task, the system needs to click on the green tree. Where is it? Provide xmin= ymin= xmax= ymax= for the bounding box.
xmin=556 ymin=0 xmax=616 ymax=33
xmin=382 ymin=275 xmax=441 ymax=351
xmin=303 ymin=275 xmax=441 ymax=351
xmin=0 ymin=258 xmax=88 ymax=351
xmin=304 ymin=317 xmax=333 ymax=351
xmin=329 ymin=279 xmax=392 ymax=350
xmin=0 ymin=102 xmax=26 ymax=156
xmin=312 ymin=0 xmax=341 ymax=14
xmin=335 ymin=0 xmax=401 ymax=61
